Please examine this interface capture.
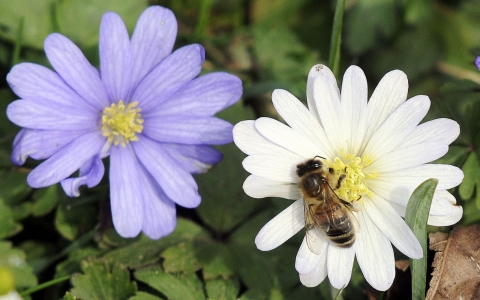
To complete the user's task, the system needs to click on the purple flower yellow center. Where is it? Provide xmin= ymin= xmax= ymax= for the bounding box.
xmin=325 ymin=152 xmax=378 ymax=203
xmin=101 ymin=100 xmax=144 ymax=147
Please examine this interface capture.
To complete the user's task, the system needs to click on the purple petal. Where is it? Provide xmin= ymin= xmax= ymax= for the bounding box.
xmin=132 ymin=44 xmax=205 ymax=111
xmin=11 ymin=129 xmax=86 ymax=165
xmin=7 ymin=98 xmax=98 ymax=131
xmin=61 ymin=156 xmax=105 ymax=197
xmin=130 ymin=6 xmax=177 ymax=89
xmin=153 ymin=72 xmax=242 ymax=116
xmin=109 ymin=145 xmax=144 ymax=237
xmin=27 ymin=131 xmax=106 ymax=188
xmin=100 ymin=12 xmax=132 ymax=102
xmin=44 ymin=33 xmax=109 ymax=109
xmin=7 ymin=63 xmax=97 ymax=112
xmin=162 ymin=144 xmax=222 ymax=174
xmin=142 ymin=115 xmax=233 ymax=145
xmin=476 ymin=56 xmax=480 ymax=71
xmin=132 ymin=136 xmax=201 ymax=208
xmin=141 ymin=175 xmax=177 ymax=239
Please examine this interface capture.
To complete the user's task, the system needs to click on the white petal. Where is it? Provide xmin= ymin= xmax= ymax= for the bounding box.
xmin=341 ymin=65 xmax=368 ymax=155
xmin=255 ymin=117 xmax=320 ymax=159
xmin=355 ymin=208 xmax=395 ymax=291
xmin=364 ymin=194 xmax=422 ymax=259
xmin=272 ymin=89 xmax=334 ymax=158
xmin=367 ymin=142 xmax=448 ymax=173
xmin=361 ymin=70 xmax=408 ymax=153
xmin=295 ymin=234 xmax=327 ymax=274
xmin=374 ymin=164 xmax=464 ymax=191
xmin=307 ymin=64 xmax=339 ymax=124
xmin=428 ymin=205 xmax=462 ymax=226
xmin=242 ymin=154 xmax=300 ymax=183
xmin=243 ymin=175 xmax=300 ymax=199
xmin=313 ymin=74 xmax=346 ymax=155
xmin=233 ymin=120 xmax=294 ymax=157
xmin=255 ymin=198 xmax=304 ymax=251
xmin=362 ymin=95 xmax=430 ymax=160
xmin=326 ymin=243 xmax=356 ymax=289
xmin=299 ymin=250 xmax=328 ymax=287
xmin=402 ymin=118 xmax=460 ymax=147
xmin=428 ymin=190 xmax=462 ymax=226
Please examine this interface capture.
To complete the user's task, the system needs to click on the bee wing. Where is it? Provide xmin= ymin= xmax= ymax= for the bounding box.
xmin=346 ymin=208 xmax=360 ymax=234
xmin=304 ymin=198 xmax=324 ymax=255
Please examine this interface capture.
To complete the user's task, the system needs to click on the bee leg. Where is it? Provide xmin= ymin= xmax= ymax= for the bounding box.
xmin=335 ymin=174 xmax=346 ymax=189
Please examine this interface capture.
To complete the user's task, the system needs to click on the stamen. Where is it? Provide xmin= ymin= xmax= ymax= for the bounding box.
xmin=325 ymin=153 xmax=376 ymax=203
xmin=102 ymin=100 xmax=144 ymax=147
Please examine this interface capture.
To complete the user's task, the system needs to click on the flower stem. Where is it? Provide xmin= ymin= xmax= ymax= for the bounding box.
xmin=20 ymin=275 xmax=71 ymax=297
xmin=328 ymin=0 xmax=347 ymax=79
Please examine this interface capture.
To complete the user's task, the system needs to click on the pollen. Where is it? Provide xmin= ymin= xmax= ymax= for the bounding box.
xmin=101 ymin=100 xmax=144 ymax=147
xmin=325 ymin=152 xmax=378 ymax=203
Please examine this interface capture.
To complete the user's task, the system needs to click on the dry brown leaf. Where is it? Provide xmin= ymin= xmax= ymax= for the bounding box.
xmin=426 ymin=224 xmax=480 ymax=300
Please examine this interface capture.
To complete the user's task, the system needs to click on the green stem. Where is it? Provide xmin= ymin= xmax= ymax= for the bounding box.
xmin=328 ymin=0 xmax=346 ymax=79
xmin=20 ymin=275 xmax=71 ymax=297
xmin=194 ymin=0 xmax=214 ymax=40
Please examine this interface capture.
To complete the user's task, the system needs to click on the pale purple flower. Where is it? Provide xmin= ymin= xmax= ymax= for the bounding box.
xmin=476 ymin=56 xmax=480 ymax=70
xmin=233 ymin=64 xmax=463 ymax=290
xmin=7 ymin=6 xmax=242 ymax=239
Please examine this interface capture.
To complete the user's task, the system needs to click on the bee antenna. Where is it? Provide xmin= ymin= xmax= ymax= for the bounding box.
xmin=313 ymin=155 xmax=326 ymax=160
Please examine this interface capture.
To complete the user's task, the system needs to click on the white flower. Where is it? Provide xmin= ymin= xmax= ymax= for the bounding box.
xmin=232 ymin=64 xmax=463 ymax=291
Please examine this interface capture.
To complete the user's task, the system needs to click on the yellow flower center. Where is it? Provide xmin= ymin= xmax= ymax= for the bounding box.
xmin=325 ymin=151 xmax=378 ymax=203
xmin=101 ymin=100 xmax=144 ymax=147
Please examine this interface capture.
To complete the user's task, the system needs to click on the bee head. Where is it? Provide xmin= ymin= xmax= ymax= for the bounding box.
xmin=296 ymin=156 xmax=324 ymax=177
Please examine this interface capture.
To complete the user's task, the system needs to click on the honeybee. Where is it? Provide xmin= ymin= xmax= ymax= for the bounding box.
xmin=296 ymin=156 xmax=358 ymax=253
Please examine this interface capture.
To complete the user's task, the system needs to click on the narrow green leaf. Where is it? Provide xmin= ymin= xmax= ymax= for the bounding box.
xmin=328 ymin=0 xmax=346 ymax=78
xmin=404 ymin=178 xmax=438 ymax=300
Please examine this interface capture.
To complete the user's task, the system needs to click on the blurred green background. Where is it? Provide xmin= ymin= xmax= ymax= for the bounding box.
xmin=0 ymin=0 xmax=479 ymax=299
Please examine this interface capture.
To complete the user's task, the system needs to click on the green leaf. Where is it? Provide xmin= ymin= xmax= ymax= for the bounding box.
xmin=102 ymin=218 xmax=208 ymax=269
xmin=134 ymin=266 xmax=205 ymax=300
xmin=129 ymin=292 xmax=162 ymax=300
xmin=0 ymin=199 xmax=23 ymax=239
xmin=70 ymin=258 xmax=136 ymax=300
xmin=55 ymin=247 xmax=104 ymax=278
xmin=405 ymin=178 xmax=438 ymax=300
xmin=55 ymin=198 xmax=97 ymax=240
xmin=31 ymin=185 xmax=61 ymax=216
xmin=196 ymin=102 xmax=262 ymax=234
xmin=200 ymin=242 xmax=235 ymax=280
xmin=344 ymin=0 xmax=399 ymax=55
xmin=0 ymin=170 xmax=30 ymax=205
xmin=0 ymin=242 xmax=37 ymax=289
xmin=205 ymin=278 xmax=240 ymax=300
xmin=161 ymin=242 xmax=203 ymax=274
xmin=55 ymin=0 xmax=149 ymax=47
xmin=459 ymin=152 xmax=480 ymax=203
xmin=0 ymin=0 xmax=56 ymax=49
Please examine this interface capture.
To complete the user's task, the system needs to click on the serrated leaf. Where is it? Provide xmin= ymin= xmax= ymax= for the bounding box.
xmin=129 ymin=292 xmax=162 ymax=300
xmin=55 ymin=247 xmax=104 ymax=278
xmin=459 ymin=152 xmax=480 ymax=202
xmin=196 ymin=102 xmax=262 ymax=234
xmin=0 ymin=0 xmax=56 ymax=49
xmin=0 ymin=170 xmax=30 ymax=206
xmin=70 ymin=258 xmax=136 ymax=300
xmin=0 ymin=199 xmax=23 ymax=239
xmin=0 ymin=242 xmax=37 ymax=289
xmin=161 ymin=242 xmax=202 ymax=274
xmin=205 ymin=278 xmax=239 ymax=300
xmin=200 ymin=242 xmax=235 ymax=280
xmin=134 ymin=266 xmax=205 ymax=300
xmin=102 ymin=218 xmax=208 ymax=269
xmin=55 ymin=198 xmax=97 ymax=240
xmin=251 ymin=25 xmax=319 ymax=98
xmin=31 ymin=185 xmax=61 ymax=216
xmin=405 ymin=178 xmax=438 ymax=300
xmin=344 ymin=0 xmax=398 ymax=55
xmin=55 ymin=0 xmax=148 ymax=47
